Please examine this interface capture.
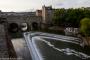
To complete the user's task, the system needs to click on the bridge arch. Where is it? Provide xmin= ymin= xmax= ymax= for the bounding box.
xmin=20 ymin=23 xmax=29 ymax=31
xmin=8 ymin=23 xmax=19 ymax=33
xmin=31 ymin=22 xmax=38 ymax=30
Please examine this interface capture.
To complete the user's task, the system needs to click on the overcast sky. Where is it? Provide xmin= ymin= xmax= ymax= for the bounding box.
xmin=0 ymin=0 xmax=90 ymax=12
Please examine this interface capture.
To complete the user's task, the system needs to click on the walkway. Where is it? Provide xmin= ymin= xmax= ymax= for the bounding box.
xmin=11 ymin=38 xmax=32 ymax=60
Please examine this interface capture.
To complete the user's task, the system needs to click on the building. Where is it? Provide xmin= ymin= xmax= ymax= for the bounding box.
xmin=1 ymin=12 xmax=36 ymax=16
xmin=0 ymin=5 xmax=55 ymax=30
xmin=36 ymin=10 xmax=42 ymax=16
xmin=42 ymin=5 xmax=53 ymax=24
xmin=64 ymin=27 xmax=79 ymax=36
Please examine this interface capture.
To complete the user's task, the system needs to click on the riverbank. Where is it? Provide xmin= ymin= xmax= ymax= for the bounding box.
xmin=11 ymin=38 xmax=32 ymax=60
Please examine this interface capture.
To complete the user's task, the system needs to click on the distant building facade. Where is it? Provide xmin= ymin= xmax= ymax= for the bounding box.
xmin=64 ymin=27 xmax=79 ymax=36
xmin=42 ymin=5 xmax=53 ymax=24
xmin=36 ymin=10 xmax=42 ymax=16
xmin=0 ymin=5 xmax=56 ymax=30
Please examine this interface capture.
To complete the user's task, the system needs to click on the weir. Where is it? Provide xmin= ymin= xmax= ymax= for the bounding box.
xmin=24 ymin=32 xmax=90 ymax=60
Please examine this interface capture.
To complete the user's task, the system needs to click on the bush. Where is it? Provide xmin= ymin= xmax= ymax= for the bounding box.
xmin=80 ymin=18 xmax=90 ymax=36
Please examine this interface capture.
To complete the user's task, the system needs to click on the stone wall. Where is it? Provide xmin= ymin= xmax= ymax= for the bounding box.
xmin=0 ymin=24 xmax=9 ymax=58
xmin=6 ymin=15 xmax=42 ymax=30
xmin=0 ymin=23 xmax=17 ymax=58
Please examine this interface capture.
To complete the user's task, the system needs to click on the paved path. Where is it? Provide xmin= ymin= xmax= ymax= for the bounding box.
xmin=11 ymin=38 xmax=32 ymax=60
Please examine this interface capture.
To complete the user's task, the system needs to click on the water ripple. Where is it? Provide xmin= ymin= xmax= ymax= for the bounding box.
xmin=33 ymin=37 xmax=90 ymax=59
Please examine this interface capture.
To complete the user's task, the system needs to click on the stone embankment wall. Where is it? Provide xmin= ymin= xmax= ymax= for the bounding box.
xmin=82 ymin=37 xmax=90 ymax=46
xmin=0 ymin=24 xmax=9 ymax=58
xmin=0 ymin=24 xmax=17 ymax=58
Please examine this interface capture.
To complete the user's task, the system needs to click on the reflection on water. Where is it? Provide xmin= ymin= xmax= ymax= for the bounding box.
xmin=32 ymin=37 xmax=90 ymax=60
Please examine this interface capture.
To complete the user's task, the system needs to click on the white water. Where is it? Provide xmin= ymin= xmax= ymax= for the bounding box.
xmin=24 ymin=32 xmax=90 ymax=60
xmin=29 ymin=32 xmax=82 ymax=45
xmin=32 ymin=37 xmax=90 ymax=60
xmin=24 ymin=33 xmax=43 ymax=60
xmin=33 ymin=36 xmax=80 ymax=46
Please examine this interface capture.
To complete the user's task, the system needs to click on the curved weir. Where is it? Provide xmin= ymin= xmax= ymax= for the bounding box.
xmin=24 ymin=32 xmax=90 ymax=60
xmin=32 ymin=37 xmax=90 ymax=59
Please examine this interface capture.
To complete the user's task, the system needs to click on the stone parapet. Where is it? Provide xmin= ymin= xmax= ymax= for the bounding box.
xmin=0 ymin=24 xmax=9 ymax=58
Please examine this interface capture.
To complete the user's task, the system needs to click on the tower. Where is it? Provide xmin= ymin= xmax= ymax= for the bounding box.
xmin=42 ymin=5 xmax=53 ymax=26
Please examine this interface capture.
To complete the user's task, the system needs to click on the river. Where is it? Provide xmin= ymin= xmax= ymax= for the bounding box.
xmin=24 ymin=32 xmax=90 ymax=60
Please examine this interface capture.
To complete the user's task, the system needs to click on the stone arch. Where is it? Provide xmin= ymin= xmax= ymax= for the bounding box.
xmin=8 ymin=23 xmax=19 ymax=33
xmin=20 ymin=23 xmax=28 ymax=31
xmin=31 ymin=22 xmax=38 ymax=30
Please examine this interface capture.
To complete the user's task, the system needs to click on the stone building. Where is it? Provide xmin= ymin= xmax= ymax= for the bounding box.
xmin=64 ymin=27 xmax=79 ymax=36
xmin=36 ymin=10 xmax=42 ymax=16
xmin=0 ymin=5 xmax=55 ymax=31
xmin=42 ymin=5 xmax=53 ymax=25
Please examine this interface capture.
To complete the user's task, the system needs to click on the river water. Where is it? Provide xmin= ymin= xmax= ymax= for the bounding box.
xmin=24 ymin=32 xmax=90 ymax=60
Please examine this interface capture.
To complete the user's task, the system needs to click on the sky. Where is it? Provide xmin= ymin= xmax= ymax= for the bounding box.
xmin=0 ymin=0 xmax=90 ymax=12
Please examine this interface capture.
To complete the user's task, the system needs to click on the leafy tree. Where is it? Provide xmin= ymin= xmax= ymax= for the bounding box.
xmin=53 ymin=8 xmax=66 ymax=26
xmin=52 ymin=8 xmax=90 ymax=27
xmin=80 ymin=18 xmax=90 ymax=36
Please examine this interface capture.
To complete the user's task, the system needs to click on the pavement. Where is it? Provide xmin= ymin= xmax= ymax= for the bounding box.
xmin=11 ymin=38 xmax=32 ymax=60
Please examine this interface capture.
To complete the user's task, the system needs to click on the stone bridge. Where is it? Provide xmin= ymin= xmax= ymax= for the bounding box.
xmin=0 ymin=5 xmax=54 ymax=32
xmin=1 ymin=15 xmax=42 ymax=32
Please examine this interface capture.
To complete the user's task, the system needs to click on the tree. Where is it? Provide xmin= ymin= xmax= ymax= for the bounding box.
xmin=53 ymin=8 xmax=90 ymax=27
xmin=53 ymin=8 xmax=66 ymax=26
xmin=80 ymin=18 xmax=90 ymax=36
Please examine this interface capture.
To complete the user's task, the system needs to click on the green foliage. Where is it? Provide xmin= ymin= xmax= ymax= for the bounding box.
xmin=80 ymin=18 xmax=90 ymax=36
xmin=53 ymin=8 xmax=90 ymax=27
xmin=53 ymin=8 xmax=66 ymax=26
